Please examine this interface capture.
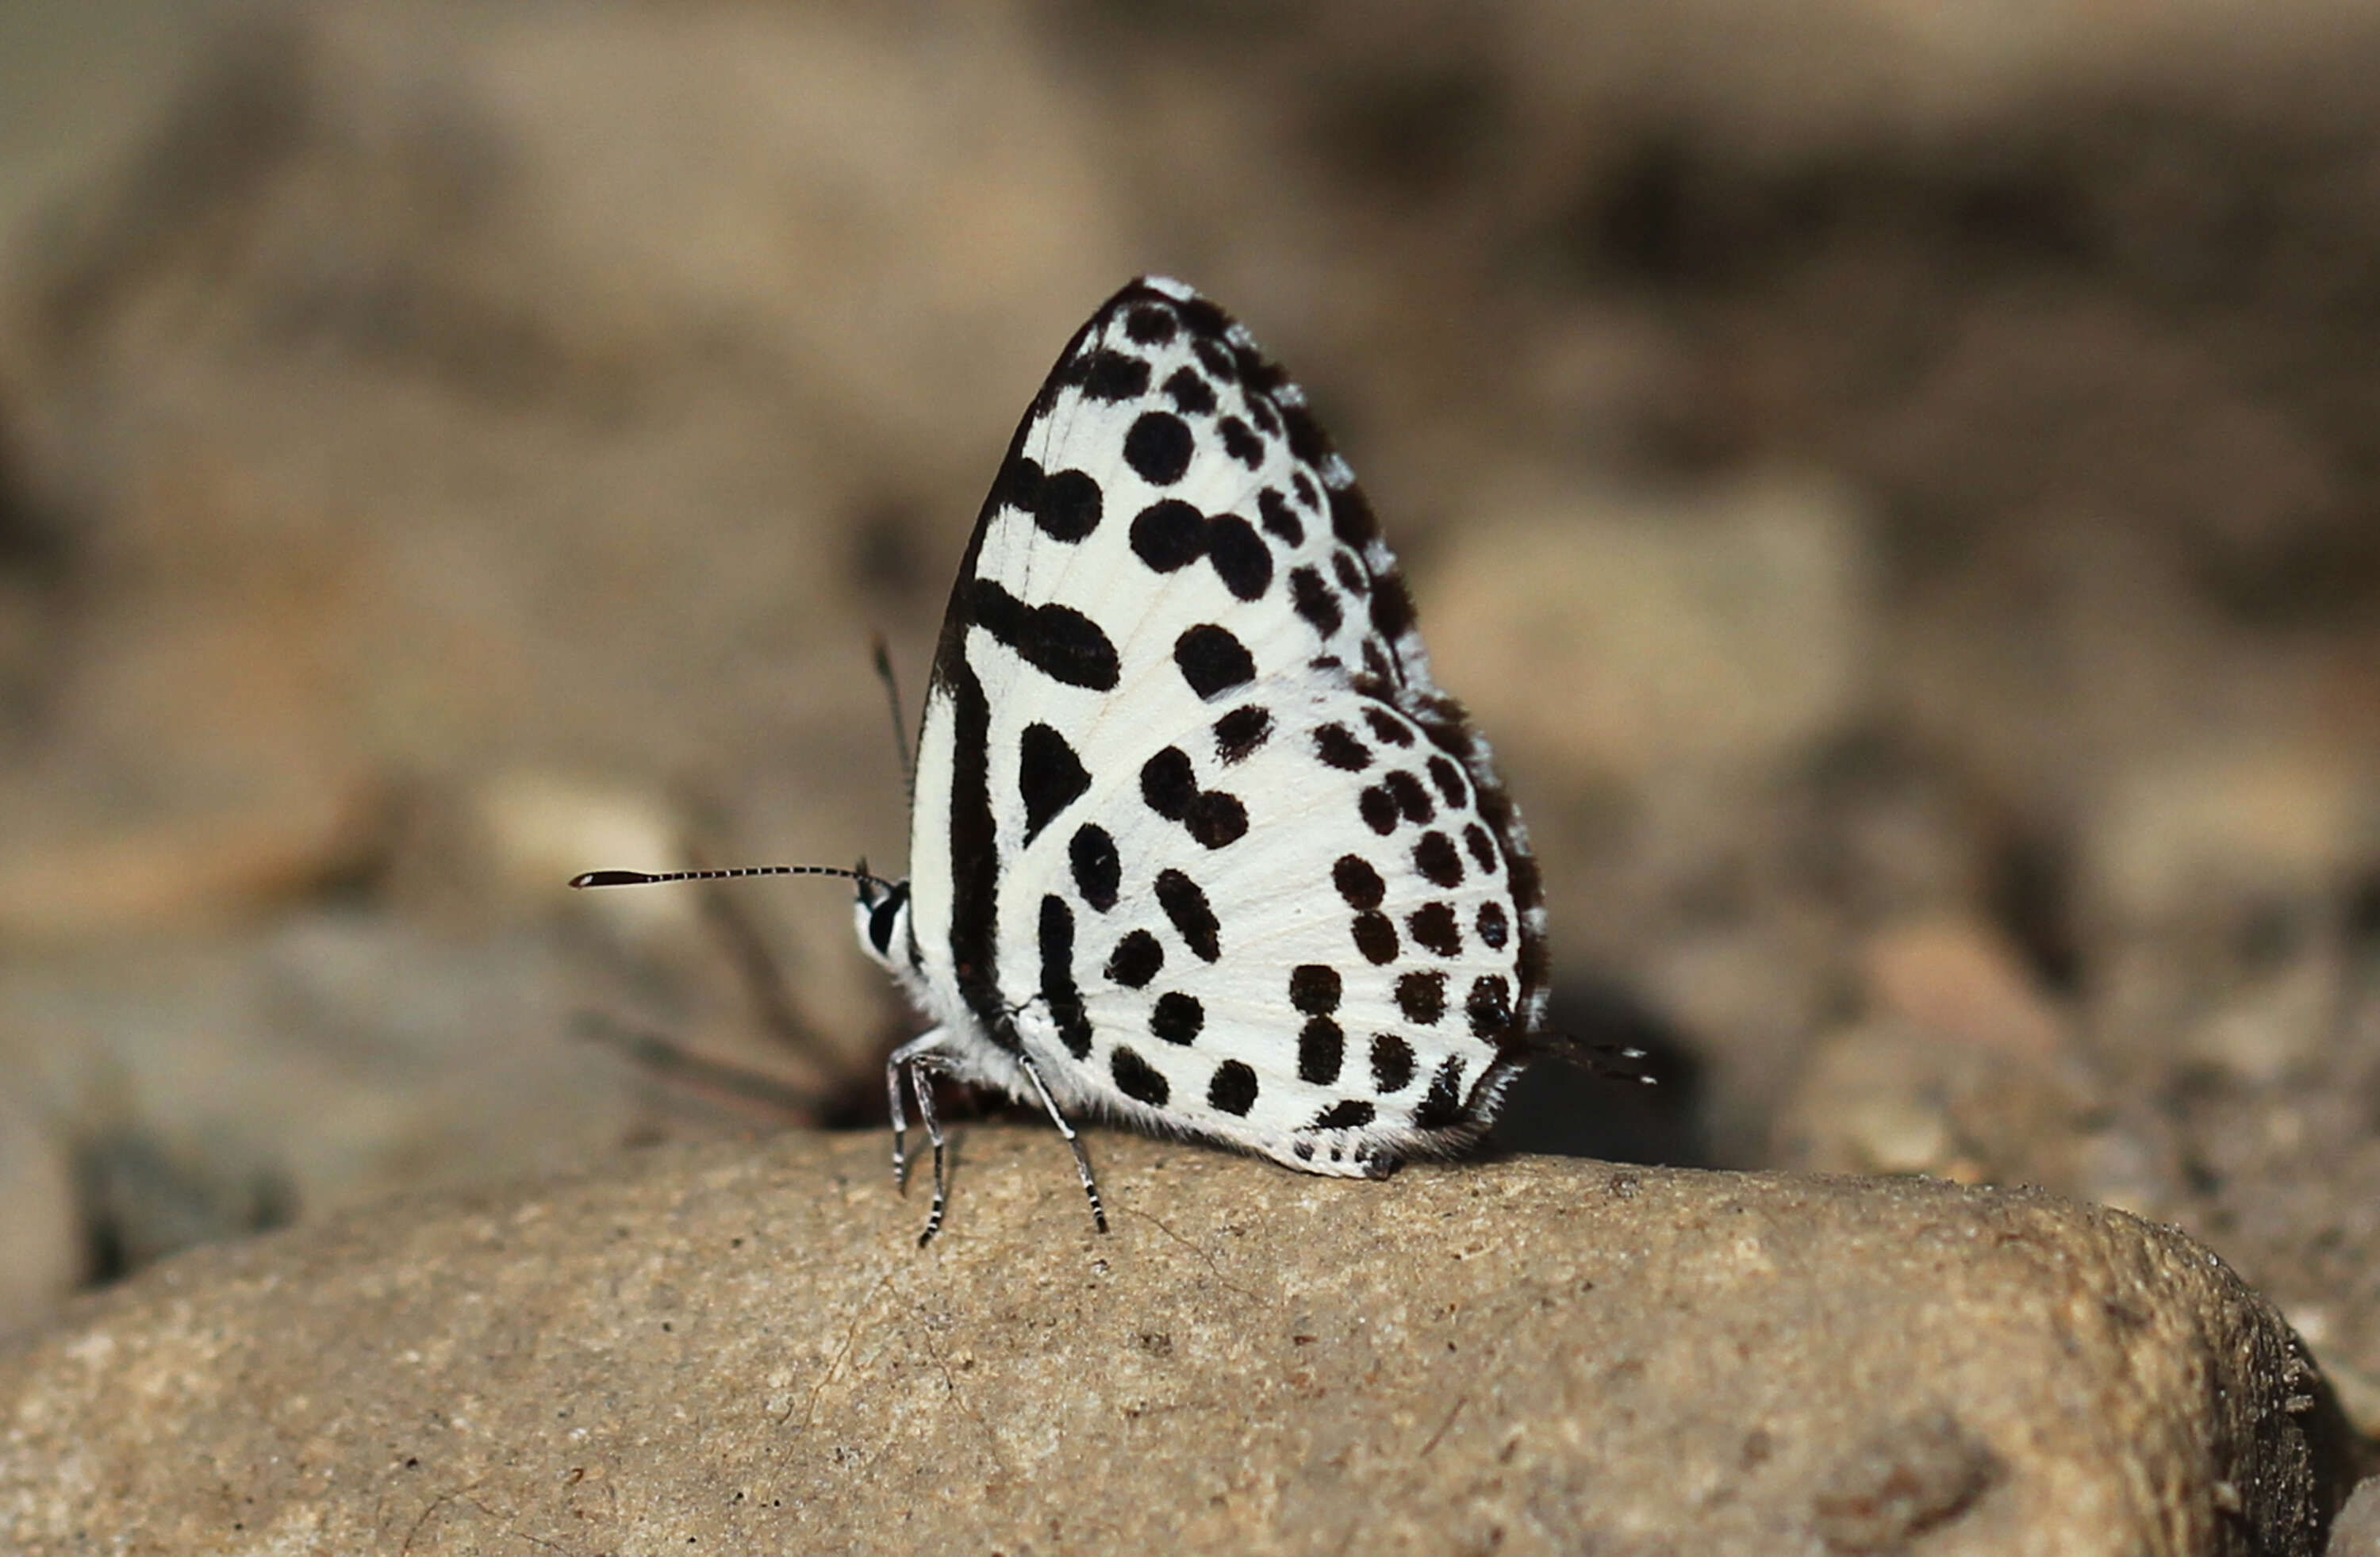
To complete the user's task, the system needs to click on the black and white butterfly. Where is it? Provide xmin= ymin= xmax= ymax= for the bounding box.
xmin=850 ymin=278 xmax=1555 ymax=1242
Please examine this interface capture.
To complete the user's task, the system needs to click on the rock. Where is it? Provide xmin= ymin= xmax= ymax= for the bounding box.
xmin=1860 ymin=916 xmax=2069 ymax=1064
xmin=0 ymin=769 xmax=382 ymax=943
xmin=1421 ymin=471 xmax=1872 ymax=788
xmin=0 ymin=1091 xmax=81 ymax=1336
xmin=2081 ymin=746 xmax=2370 ymax=936
xmin=1774 ymin=1018 xmax=2109 ymax=1195
xmin=2332 ymin=1478 xmax=2380 ymax=1556
xmin=2176 ymin=938 xmax=2346 ymax=1089
xmin=0 ymin=1129 xmax=2351 ymax=1554
xmin=1808 ymin=1409 xmax=2003 ymax=1555
xmin=1772 ymin=915 xmax=2163 ymax=1213
xmin=0 ymin=915 xmax=647 ymax=1275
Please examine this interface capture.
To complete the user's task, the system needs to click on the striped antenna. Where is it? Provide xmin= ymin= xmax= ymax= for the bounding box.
xmin=570 ymin=865 xmax=896 ymax=893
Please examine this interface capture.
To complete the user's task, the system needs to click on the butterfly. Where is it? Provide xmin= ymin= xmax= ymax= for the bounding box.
xmin=849 ymin=277 xmax=1555 ymax=1243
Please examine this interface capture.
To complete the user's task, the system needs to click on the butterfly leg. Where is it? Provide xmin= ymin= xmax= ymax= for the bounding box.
xmin=887 ymin=1033 xmax=955 ymax=1245
xmin=1016 ymin=1051 xmax=1108 ymax=1235
xmin=905 ymin=1056 xmax=952 ymax=1248
xmin=886 ymin=1030 xmax=948 ymax=1199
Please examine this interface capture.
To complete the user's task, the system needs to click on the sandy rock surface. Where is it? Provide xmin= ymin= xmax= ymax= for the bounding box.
xmin=0 ymin=1128 xmax=2352 ymax=1556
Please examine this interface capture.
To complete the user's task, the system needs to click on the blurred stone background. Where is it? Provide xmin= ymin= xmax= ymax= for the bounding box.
xmin=1 ymin=0 xmax=2378 ymax=1442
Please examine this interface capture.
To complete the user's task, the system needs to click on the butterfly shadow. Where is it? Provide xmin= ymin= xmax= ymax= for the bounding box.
xmin=1489 ymin=978 xmax=1714 ymax=1169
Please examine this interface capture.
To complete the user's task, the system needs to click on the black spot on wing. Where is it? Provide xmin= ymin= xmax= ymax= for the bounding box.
xmin=1131 ymin=500 xmax=1207 ymax=572
xmin=1018 ymin=723 xmax=1089 ymax=843
xmin=971 ymin=580 xmax=1119 ymax=691
xmin=1205 ymin=516 xmax=1273 ymax=600
xmin=1175 ymin=624 xmax=1255 ymax=700
xmin=1309 ymin=1099 xmax=1374 ymax=1131
xmin=1333 ymin=854 xmax=1386 ymax=911
xmin=1141 ymin=746 xmax=1198 ymax=820
xmin=1125 ymin=411 xmax=1194 ymax=485
xmin=993 ymin=458 xmax=1046 ymax=534
xmin=1315 ymin=723 xmax=1372 ymax=771
xmin=1213 ymin=704 xmax=1273 ymax=765
xmin=998 ymin=444 xmax=1048 ymax=498
xmin=1298 ymin=1016 xmax=1344 ymax=1084
xmin=1395 ymin=971 xmax=1447 ymax=1026
xmin=1290 ymin=568 xmax=1343 ymax=637
xmin=1038 ymin=895 xmax=1092 ymax=1060
xmin=1334 ymin=550 xmax=1370 ymax=596
xmin=1130 ymin=502 xmax=1270 ymax=600
xmin=1258 ymin=488 xmax=1303 ymax=545
xmin=1141 ymin=746 xmax=1248 ymax=849
xmin=1162 ymin=366 xmax=1215 ymax=415
xmin=1428 ymin=755 xmax=1468 ymax=808
xmin=1112 ymin=1046 xmax=1169 ymax=1106
xmin=1364 ymin=707 xmax=1415 ymax=747
xmin=1464 ymin=823 xmax=1499 ymax=873
xmin=1413 ymin=830 xmax=1464 ymax=888
xmin=1411 ymin=1057 xmax=1469 ymax=1130
xmin=1074 ymin=349 xmax=1150 ymax=402
xmin=1218 ymin=416 xmax=1264 ymax=468
xmin=1207 ymin=1060 xmax=1258 ymax=1117
xmin=1069 ymin=824 xmax=1119 ymax=912
xmin=1384 ymin=770 xmax=1435 ymax=823
xmin=1291 ymin=964 xmax=1342 ymax=1015
xmin=1031 ymin=469 xmax=1103 ymax=543
xmin=1352 ymin=912 xmax=1398 ymax=964
xmin=1465 ymin=974 xmax=1512 ymax=1037
xmin=1107 ymin=929 xmax=1163 ymax=988
xmin=1410 ymin=902 xmax=1462 ymax=957
xmin=1358 ymin=786 xmax=1399 ymax=835
xmin=1150 ymin=991 xmax=1203 ymax=1045
xmin=1370 ymin=1033 xmax=1415 ymax=1094
xmin=1475 ymin=901 xmax=1509 ymax=949
xmin=1125 ymin=305 xmax=1178 ymax=346
xmin=1156 ymin=869 xmax=1220 ymax=961
xmin=1184 ymin=791 xmax=1247 ymax=849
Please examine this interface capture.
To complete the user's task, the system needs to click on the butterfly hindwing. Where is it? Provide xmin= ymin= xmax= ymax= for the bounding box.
xmin=1010 ymin=677 xmax=1536 ymax=1174
xmin=874 ymin=277 xmax=1548 ymax=1219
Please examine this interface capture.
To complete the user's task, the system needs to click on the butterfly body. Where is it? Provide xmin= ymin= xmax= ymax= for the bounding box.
xmin=858 ymin=277 xmax=1548 ymax=1235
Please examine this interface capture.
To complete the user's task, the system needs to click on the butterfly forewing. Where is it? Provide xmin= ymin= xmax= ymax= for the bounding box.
xmin=889 ymin=276 xmax=1548 ymax=1211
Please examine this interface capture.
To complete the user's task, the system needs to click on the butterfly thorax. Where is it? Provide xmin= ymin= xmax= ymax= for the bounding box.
xmin=854 ymin=875 xmax=1037 ymax=1099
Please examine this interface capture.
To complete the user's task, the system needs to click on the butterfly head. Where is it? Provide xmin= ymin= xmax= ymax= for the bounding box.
xmin=853 ymin=875 xmax=917 ymax=976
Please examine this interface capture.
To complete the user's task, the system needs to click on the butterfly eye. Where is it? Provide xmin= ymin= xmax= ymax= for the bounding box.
xmin=867 ymin=883 xmax=908 ymax=958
